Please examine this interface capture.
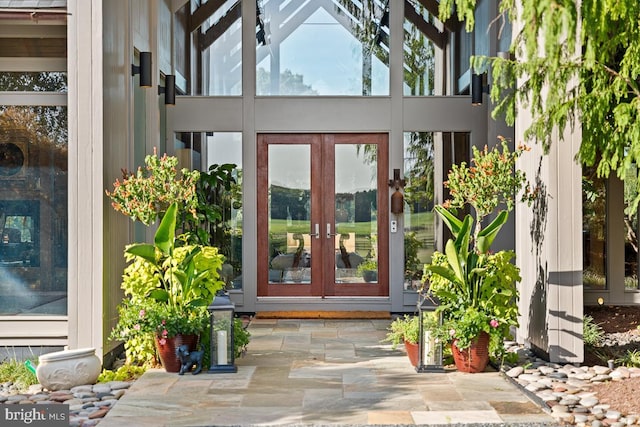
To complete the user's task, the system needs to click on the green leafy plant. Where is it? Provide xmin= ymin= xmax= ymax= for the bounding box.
xmin=382 ymin=315 xmax=420 ymax=348
xmin=583 ymin=315 xmax=605 ymax=347
xmin=423 ymin=139 xmax=533 ymax=359
xmin=382 ymin=313 xmax=440 ymax=349
xmin=233 ymin=318 xmax=251 ymax=358
xmin=182 ymin=163 xmax=241 ymax=248
xmin=111 ymin=202 xmax=226 ymax=366
xmin=106 ymin=150 xmax=200 ymax=225
xmin=123 ymin=203 xmax=225 ymax=310
xmin=0 ymin=357 xmax=38 ymax=391
xmin=97 ymin=364 xmax=146 ymax=382
xmin=616 ymin=349 xmax=640 ymax=368
xmin=357 ymin=259 xmax=377 ymax=274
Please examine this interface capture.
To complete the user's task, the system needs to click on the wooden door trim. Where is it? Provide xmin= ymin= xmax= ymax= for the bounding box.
xmin=257 ymin=133 xmax=389 ymax=298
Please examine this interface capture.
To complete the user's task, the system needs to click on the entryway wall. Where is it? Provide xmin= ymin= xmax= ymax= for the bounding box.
xmin=168 ymin=95 xmax=488 ymax=315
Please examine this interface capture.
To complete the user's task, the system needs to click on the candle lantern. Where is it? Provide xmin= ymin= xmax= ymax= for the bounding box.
xmin=207 ymin=290 xmax=237 ymax=373
xmin=416 ymin=296 xmax=444 ymax=373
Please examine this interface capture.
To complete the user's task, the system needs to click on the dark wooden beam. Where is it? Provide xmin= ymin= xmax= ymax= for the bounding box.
xmin=199 ymin=1 xmax=242 ymax=51
xmin=189 ymin=0 xmax=227 ymax=33
xmin=404 ymin=1 xmax=447 ymax=50
xmin=414 ymin=0 xmax=461 ymax=33
xmin=0 ymin=38 xmax=66 ymax=57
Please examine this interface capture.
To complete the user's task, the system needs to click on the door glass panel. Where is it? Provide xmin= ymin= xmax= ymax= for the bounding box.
xmin=334 ymin=144 xmax=377 ymax=283
xmin=268 ymin=145 xmax=311 ymax=284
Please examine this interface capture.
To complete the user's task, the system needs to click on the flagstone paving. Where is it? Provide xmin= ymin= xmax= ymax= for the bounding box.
xmin=98 ymin=318 xmax=558 ymax=426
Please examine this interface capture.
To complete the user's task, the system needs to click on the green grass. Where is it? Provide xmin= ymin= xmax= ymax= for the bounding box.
xmin=583 ymin=315 xmax=605 ymax=346
xmin=0 ymin=357 xmax=38 ymax=391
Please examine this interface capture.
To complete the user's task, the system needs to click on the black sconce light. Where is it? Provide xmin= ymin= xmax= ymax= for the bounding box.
xmin=389 ymin=168 xmax=406 ymax=215
xmin=131 ymin=51 xmax=152 ymax=87
xmin=471 ymin=73 xmax=489 ymax=106
xmin=158 ymin=74 xmax=176 ymax=105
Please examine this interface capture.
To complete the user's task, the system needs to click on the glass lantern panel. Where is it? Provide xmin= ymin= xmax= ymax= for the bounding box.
xmin=212 ymin=310 xmax=234 ymax=365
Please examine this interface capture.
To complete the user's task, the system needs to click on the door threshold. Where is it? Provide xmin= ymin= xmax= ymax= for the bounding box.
xmin=254 ymin=311 xmax=391 ymax=319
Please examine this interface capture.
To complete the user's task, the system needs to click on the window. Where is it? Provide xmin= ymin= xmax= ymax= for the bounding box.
xmin=624 ymin=164 xmax=639 ymax=289
xmin=403 ymin=132 xmax=435 ymax=289
xmin=403 ymin=2 xmax=440 ymax=96
xmin=256 ymin=0 xmax=390 ymax=96
xmin=583 ymin=166 xmax=606 ymax=289
xmin=198 ymin=0 xmax=242 ymax=95
xmin=0 ymin=69 xmax=68 ymax=315
xmin=174 ymin=132 xmax=243 ymax=290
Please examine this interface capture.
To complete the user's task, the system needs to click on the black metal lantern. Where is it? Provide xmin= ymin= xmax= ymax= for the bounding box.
xmin=207 ymin=291 xmax=237 ymax=373
xmin=416 ymin=296 xmax=444 ymax=373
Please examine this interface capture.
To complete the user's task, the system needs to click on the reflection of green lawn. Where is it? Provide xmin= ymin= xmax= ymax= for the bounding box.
xmin=268 ymin=211 xmax=436 ymax=261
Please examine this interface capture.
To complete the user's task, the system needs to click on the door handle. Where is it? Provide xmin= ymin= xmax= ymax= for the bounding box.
xmin=312 ymin=223 xmax=320 ymax=239
xmin=326 ymin=223 xmax=338 ymax=239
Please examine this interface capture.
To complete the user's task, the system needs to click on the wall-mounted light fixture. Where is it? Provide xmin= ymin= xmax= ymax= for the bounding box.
xmin=389 ymin=168 xmax=406 ymax=215
xmin=158 ymin=74 xmax=176 ymax=105
xmin=131 ymin=51 xmax=152 ymax=87
xmin=471 ymin=73 xmax=489 ymax=106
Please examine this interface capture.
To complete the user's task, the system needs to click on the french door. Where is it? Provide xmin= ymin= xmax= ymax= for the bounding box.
xmin=257 ymin=134 xmax=389 ymax=297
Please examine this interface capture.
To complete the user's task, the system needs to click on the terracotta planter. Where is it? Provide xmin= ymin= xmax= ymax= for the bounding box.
xmin=155 ymin=334 xmax=199 ymax=373
xmin=404 ymin=340 xmax=419 ymax=367
xmin=451 ymin=331 xmax=490 ymax=373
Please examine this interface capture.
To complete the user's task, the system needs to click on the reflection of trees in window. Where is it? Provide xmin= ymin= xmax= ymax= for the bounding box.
xmin=624 ymin=166 xmax=639 ymax=288
xmin=0 ymin=72 xmax=68 ymax=146
xmin=257 ymin=0 xmax=389 ymax=95
xmin=404 ymin=3 xmax=436 ymax=96
xmin=0 ymin=107 xmax=67 ymax=169
xmin=256 ymin=68 xmax=318 ymax=95
xmin=402 ymin=132 xmax=435 ymax=286
xmin=404 ymin=132 xmax=434 ymax=208
xmin=582 ymin=165 xmax=606 ymax=289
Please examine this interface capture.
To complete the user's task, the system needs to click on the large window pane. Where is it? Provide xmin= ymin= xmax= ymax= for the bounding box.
xmin=200 ymin=0 xmax=242 ymax=95
xmin=403 ymin=132 xmax=435 ymax=290
xmin=403 ymin=3 xmax=439 ymax=96
xmin=583 ymin=166 xmax=606 ymax=289
xmin=256 ymin=0 xmax=389 ymax=96
xmin=0 ymin=105 xmax=68 ymax=315
xmin=205 ymin=132 xmax=243 ymax=290
xmin=175 ymin=132 xmax=244 ymax=290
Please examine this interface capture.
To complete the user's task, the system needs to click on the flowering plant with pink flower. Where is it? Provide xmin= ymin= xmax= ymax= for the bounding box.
xmin=110 ymin=299 xmax=208 ymax=366
xmin=422 ymin=139 xmax=531 ymax=362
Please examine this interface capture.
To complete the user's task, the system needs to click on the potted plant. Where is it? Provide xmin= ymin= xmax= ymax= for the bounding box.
xmin=110 ymin=202 xmax=226 ymax=371
xmin=357 ymin=259 xmax=378 ymax=282
xmin=422 ymin=138 xmax=534 ymax=373
xmin=382 ymin=315 xmax=420 ymax=366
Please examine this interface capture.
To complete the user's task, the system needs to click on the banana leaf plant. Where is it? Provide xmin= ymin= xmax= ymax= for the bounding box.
xmin=125 ymin=203 xmax=225 ymax=310
xmin=424 ymin=205 xmax=510 ymax=309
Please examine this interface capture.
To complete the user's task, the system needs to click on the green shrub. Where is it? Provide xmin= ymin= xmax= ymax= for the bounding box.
xmin=616 ymin=349 xmax=640 ymax=367
xmin=583 ymin=315 xmax=604 ymax=347
xmin=98 ymin=364 xmax=146 ymax=382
